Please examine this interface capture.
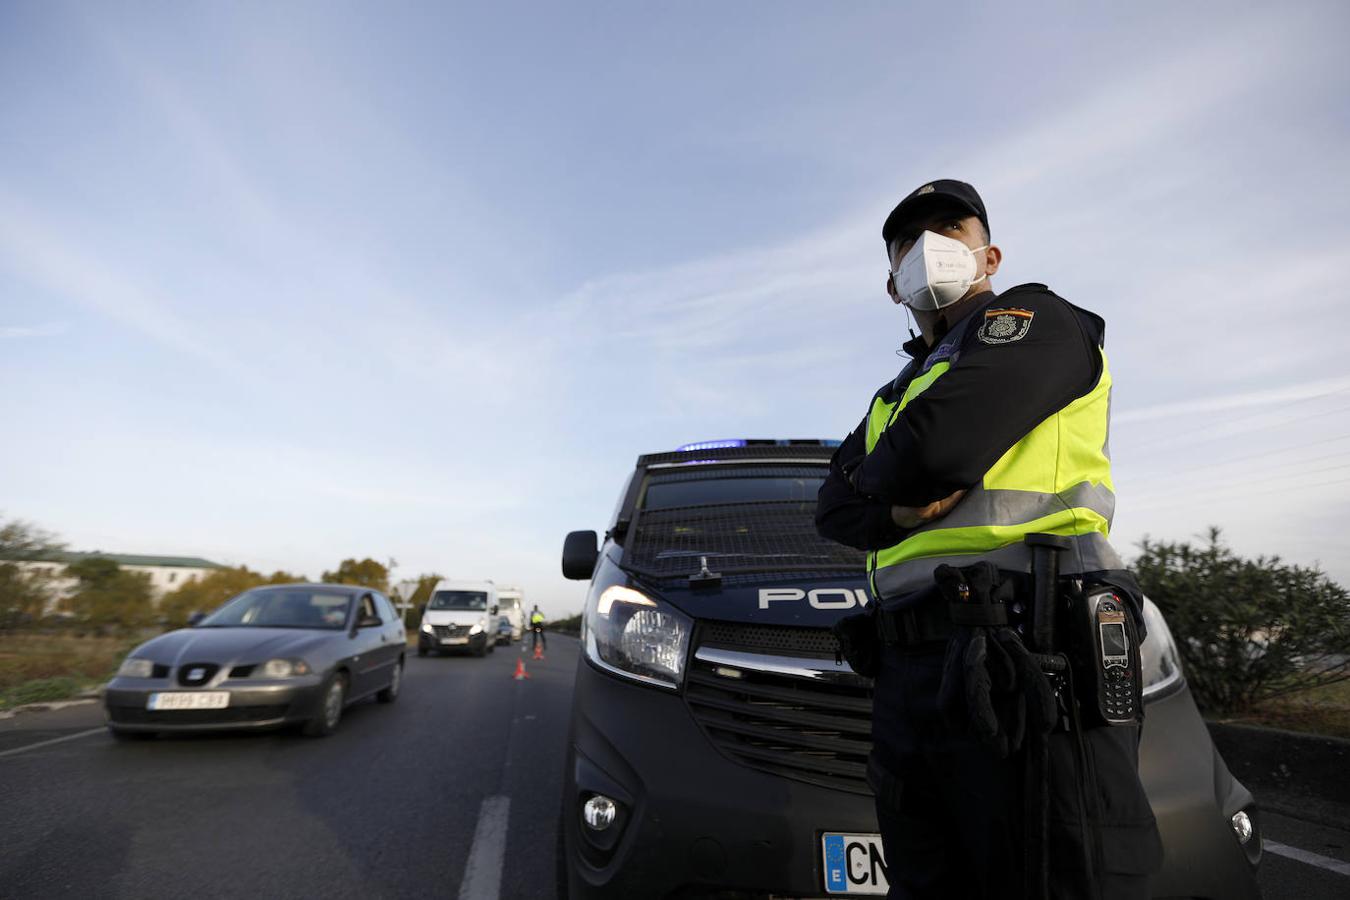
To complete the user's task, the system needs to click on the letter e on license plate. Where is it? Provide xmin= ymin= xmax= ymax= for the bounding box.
xmin=821 ymin=832 xmax=888 ymax=895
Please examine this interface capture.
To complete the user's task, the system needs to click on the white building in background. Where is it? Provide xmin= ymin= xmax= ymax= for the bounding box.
xmin=14 ymin=551 xmax=226 ymax=606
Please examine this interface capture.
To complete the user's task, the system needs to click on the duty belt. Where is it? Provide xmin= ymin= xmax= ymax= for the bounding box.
xmin=875 ymin=579 xmax=1019 ymax=648
xmin=875 ymin=601 xmax=955 ymax=647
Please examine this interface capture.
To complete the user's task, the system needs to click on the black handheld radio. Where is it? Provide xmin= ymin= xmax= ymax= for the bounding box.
xmin=1079 ymin=587 xmax=1142 ymax=725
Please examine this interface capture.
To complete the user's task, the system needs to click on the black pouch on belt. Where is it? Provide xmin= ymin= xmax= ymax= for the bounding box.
xmin=831 ymin=607 xmax=880 ymax=678
xmin=935 ymin=562 xmax=1057 ymax=758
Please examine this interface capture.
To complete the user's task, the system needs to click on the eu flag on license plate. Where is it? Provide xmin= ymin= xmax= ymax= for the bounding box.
xmin=823 ymin=833 xmax=848 ymax=892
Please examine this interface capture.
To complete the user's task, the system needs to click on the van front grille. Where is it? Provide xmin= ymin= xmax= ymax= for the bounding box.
xmin=683 ymin=636 xmax=874 ymax=795
xmin=698 ymin=621 xmax=843 ymax=659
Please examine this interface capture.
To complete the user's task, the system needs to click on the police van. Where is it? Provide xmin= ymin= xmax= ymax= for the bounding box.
xmin=558 ymin=440 xmax=1261 ymax=898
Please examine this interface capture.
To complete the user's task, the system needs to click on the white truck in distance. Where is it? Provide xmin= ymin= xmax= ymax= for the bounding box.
xmin=496 ymin=587 xmax=525 ymax=645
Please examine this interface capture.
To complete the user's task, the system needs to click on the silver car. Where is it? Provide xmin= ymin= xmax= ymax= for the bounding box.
xmin=104 ymin=584 xmax=406 ymax=739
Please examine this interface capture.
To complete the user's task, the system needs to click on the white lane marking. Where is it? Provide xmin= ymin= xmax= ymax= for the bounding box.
xmin=458 ymin=795 xmax=511 ymax=900
xmin=1265 ymin=840 xmax=1350 ymax=877
xmin=0 ymin=727 xmax=105 ymax=760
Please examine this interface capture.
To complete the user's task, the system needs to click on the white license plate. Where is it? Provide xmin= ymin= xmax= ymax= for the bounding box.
xmin=440 ymin=637 xmax=468 ymax=645
xmin=147 ymin=692 xmax=230 ymax=711
xmin=821 ymin=832 xmax=888 ymax=895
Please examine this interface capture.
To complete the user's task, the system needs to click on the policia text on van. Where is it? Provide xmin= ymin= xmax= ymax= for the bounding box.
xmin=558 ymin=439 xmax=1259 ymax=899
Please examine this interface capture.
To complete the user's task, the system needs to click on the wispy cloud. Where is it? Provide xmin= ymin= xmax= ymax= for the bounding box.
xmin=1115 ymin=376 xmax=1350 ymax=424
xmin=0 ymin=322 xmax=66 ymax=339
xmin=0 ymin=190 xmax=256 ymax=382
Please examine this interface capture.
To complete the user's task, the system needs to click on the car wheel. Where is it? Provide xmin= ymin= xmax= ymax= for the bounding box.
xmin=108 ymin=726 xmax=156 ymax=741
xmin=377 ymin=660 xmax=403 ymax=704
xmin=303 ymin=672 xmax=347 ymax=737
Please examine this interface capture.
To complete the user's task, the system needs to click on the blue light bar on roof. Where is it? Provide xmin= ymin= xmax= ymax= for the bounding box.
xmin=676 ymin=439 xmax=748 ymax=452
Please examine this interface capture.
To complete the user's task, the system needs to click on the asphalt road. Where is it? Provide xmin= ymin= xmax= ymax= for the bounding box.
xmin=1 ymin=634 xmax=1348 ymax=899
xmin=0 ymin=636 xmax=577 ymax=899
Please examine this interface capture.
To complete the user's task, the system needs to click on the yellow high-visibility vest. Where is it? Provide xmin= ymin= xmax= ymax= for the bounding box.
xmin=864 ymin=349 xmax=1121 ymax=600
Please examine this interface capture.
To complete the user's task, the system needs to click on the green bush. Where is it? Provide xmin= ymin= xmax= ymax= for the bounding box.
xmin=549 ymin=613 xmax=582 ymax=637
xmin=63 ymin=558 xmax=154 ymax=628
xmin=1134 ymin=528 xmax=1350 ymax=715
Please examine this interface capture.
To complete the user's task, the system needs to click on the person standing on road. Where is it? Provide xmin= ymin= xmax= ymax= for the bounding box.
xmin=816 ymin=179 xmax=1162 ymax=899
xmin=530 ymin=604 xmax=546 ymax=653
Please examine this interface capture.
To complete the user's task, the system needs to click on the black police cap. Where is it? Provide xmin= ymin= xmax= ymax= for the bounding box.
xmin=882 ymin=179 xmax=989 ymax=249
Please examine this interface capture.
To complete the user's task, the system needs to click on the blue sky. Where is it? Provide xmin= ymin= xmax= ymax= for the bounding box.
xmin=3 ymin=1 xmax=1348 ymax=616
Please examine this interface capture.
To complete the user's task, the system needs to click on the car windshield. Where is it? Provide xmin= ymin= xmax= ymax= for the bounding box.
xmin=627 ymin=465 xmax=862 ymax=580
xmin=429 ymin=590 xmax=488 ymax=610
xmin=200 ymin=588 xmax=352 ymax=630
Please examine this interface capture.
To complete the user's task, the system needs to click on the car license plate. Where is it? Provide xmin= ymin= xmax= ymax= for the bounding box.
xmin=441 ymin=637 xmax=468 ymax=645
xmin=821 ymin=832 xmax=888 ymax=895
xmin=147 ymin=692 xmax=230 ymax=711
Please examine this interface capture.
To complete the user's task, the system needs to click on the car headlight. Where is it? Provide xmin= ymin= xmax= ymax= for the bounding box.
xmin=584 ymin=584 xmax=692 ymax=690
xmin=1140 ymin=597 xmax=1183 ymax=698
xmin=420 ymin=620 xmax=433 ymax=633
xmin=470 ymin=622 xmax=484 ymax=635
xmin=261 ymin=658 xmax=312 ymax=678
xmin=118 ymin=657 xmax=154 ymax=678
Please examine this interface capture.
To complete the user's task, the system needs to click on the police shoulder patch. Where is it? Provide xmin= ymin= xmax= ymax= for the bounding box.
xmin=976 ymin=307 xmax=1035 ymax=345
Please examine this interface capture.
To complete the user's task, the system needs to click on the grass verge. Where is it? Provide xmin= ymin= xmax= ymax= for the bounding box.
xmin=0 ymin=632 xmax=136 ymax=710
xmin=1221 ymin=679 xmax=1350 ymax=740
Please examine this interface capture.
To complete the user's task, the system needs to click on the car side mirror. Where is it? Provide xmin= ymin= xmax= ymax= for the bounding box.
xmin=187 ymin=611 xmax=206 ymax=627
xmin=563 ymin=530 xmax=599 ymax=580
xmin=358 ymin=614 xmax=382 ymax=628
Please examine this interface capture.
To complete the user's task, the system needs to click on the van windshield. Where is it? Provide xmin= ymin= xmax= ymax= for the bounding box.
xmin=642 ymin=475 xmax=824 ymax=509
xmin=627 ymin=465 xmax=862 ymax=580
xmin=429 ymin=591 xmax=488 ymax=610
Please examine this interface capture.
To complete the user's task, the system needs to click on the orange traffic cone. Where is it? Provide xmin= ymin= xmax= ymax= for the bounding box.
xmin=513 ymin=658 xmax=530 ymax=680
xmin=533 ymin=643 xmax=544 ymax=661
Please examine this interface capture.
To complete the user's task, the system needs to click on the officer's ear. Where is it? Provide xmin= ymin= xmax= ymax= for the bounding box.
xmin=886 ymin=272 xmax=902 ymax=305
xmin=981 ymin=244 xmax=1003 ymax=279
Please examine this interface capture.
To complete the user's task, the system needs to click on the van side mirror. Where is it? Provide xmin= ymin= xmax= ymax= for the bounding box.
xmin=491 ymin=604 xmax=499 ymax=615
xmin=187 ymin=611 xmax=206 ymax=627
xmin=562 ymin=530 xmax=599 ymax=580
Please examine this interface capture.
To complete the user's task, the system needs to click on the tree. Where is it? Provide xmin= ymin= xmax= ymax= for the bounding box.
xmin=0 ymin=514 xmax=65 ymax=626
xmin=1134 ymin=528 xmax=1350 ymax=714
xmin=0 ymin=563 xmax=54 ymax=626
xmin=321 ymin=558 xmax=390 ymax=591
xmin=0 ymin=514 xmax=64 ymax=562
xmin=158 ymin=566 xmax=306 ymax=627
xmin=63 ymin=557 xmax=154 ymax=628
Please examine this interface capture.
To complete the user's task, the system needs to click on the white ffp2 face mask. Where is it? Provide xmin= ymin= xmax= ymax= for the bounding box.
xmin=893 ymin=230 xmax=988 ymax=311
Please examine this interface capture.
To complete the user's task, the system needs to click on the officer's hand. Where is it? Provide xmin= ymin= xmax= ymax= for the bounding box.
xmin=890 ymin=489 xmax=966 ymax=528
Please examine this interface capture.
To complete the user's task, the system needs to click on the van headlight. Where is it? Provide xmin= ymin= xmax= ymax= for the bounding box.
xmin=584 ymin=585 xmax=692 ymax=690
xmin=1140 ymin=597 xmax=1183 ymax=698
xmin=420 ymin=620 xmax=433 ymax=634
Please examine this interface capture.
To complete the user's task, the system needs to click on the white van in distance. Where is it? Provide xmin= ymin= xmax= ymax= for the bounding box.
xmin=417 ymin=580 xmax=498 ymax=657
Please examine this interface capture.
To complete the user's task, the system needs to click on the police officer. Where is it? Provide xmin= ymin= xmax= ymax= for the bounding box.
xmin=529 ymin=604 xmax=546 ymax=653
xmin=817 ymin=180 xmax=1162 ymax=899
